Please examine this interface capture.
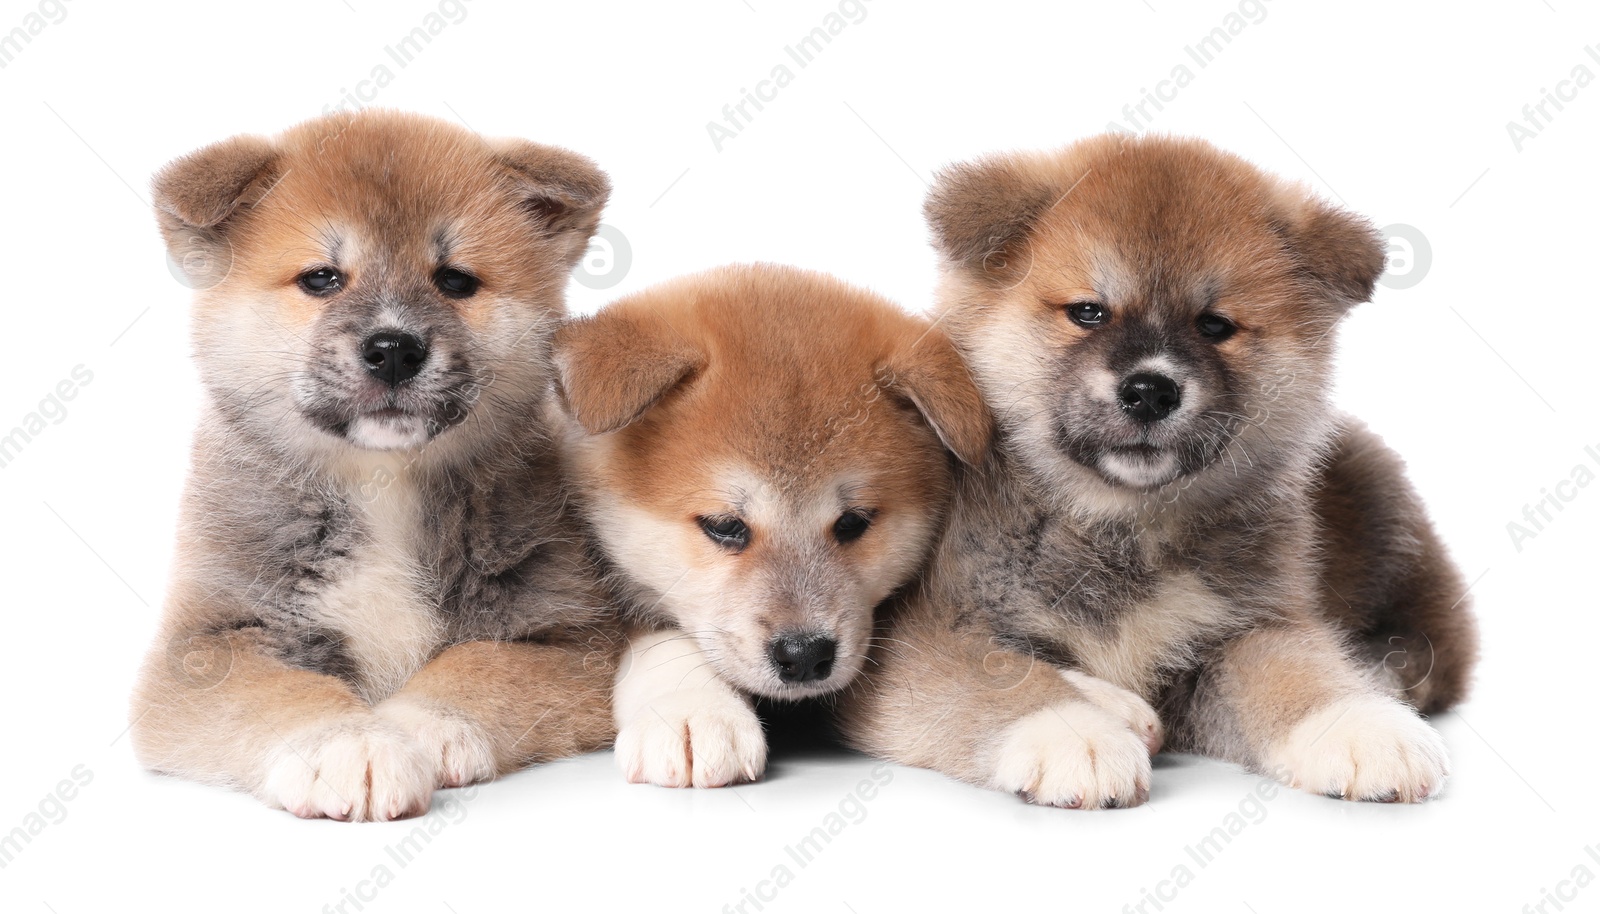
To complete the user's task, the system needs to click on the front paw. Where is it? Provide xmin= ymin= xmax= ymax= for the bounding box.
xmin=1061 ymin=670 xmax=1163 ymax=755
xmin=1266 ymin=694 xmax=1449 ymax=802
xmin=992 ymin=700 xmax=1153 ymax=809
xmin=616 ymin=690 xmax=766 ymax=788
xmin=260 ymin=717 xmax=433 ymax=821
xmin=377 ymin=697 xmax=498 ymax=789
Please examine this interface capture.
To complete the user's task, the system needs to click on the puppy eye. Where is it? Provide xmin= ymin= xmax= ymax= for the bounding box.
xmin=1066 ymin=302 xmax=1107 ymax=327
xmin=1196 ymin=313 xmax=1237 ymax=341
xmin=698 ymin=516 xmax=751 ymax=551
xmin=434 ymin=267 xmax=481 ymax=299
xmin=297 ymin=267 xmax=343 ymax=296
xmin=833 ymin=510 xmax=874 ymax=544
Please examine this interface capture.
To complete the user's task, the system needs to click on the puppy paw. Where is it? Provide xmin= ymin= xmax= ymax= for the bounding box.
xmin=377 ymin=697 xmax=498 ymax=789
xmin=1266 ymin=694 xmax=1449 ymax=802
xmin=616 ymin=690 xmax=766 ymax=788
xmin=992 ymin=700 xmax=1153 ymax=809
xmin=260 ymin=717 xmax=433 ymax=821
xmin=1061 ymin=669 xmax=1163 ymax=755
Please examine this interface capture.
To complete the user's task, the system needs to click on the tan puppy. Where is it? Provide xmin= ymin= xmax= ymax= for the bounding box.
xmin=841 ymin=135 xmax=1477 ymax=805
xmin=131 ymin=111 xmax=622 ymax=820
xmin=555 ymin=264 xmax=1004 ymax=788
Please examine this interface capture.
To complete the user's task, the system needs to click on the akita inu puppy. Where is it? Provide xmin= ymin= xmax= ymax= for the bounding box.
xmin=131 ymin=111 xmax=622 ymax=820
xmin=555 ymin=263 xmax=1020 ymax=788
xmin=841 ymin=135 xmax=1478 ymax=805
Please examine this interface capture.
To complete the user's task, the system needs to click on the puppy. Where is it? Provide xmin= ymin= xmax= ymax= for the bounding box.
xmin=841 ymin=135 xmax=1478 ymax=805
xmin=131 ymin=110 xmax=623 ymax=820
xmin=554 ymin=263 xmax=999 ymax=787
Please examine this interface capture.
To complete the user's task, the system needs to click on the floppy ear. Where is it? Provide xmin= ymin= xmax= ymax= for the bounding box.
xmin=493 ymin=139 xmax=611 ymax=269
xmin=152 ymin=134 xmax=278 ymax=282
xmin=1274 ymin=194 xmax=1387 ymax=308
xmin=881 ymin=327 xmax=994 ymax=467
xmin=925 ymin=153 xmax=1060 ymax=283
xmin=553 ymin=309 xmax=702 ymax=435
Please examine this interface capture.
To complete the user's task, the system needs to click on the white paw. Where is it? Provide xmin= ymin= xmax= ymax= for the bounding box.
xmin=992 ymin=700 xmax=1152 ymax=809
xmin=1061 ymin=669 xmax=1163 ymax=755
xmin=1266 ymin=694 xmax=1449 ymax=802
xmin=260 ymin=718 xmax=433 ymax=821
xmin=377 ymin=698 xmax=498 ymax=789
xmin=616 ymin=690 xmax=766 ymax=788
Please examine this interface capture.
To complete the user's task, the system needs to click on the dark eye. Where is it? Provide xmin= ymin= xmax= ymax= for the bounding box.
xmin=698 ymin=516 xmax=751 ymax=551
xmin=1196 ymin=313 xmax=1236 ymax=341
xmin=298 ymin=267 xmax=343 ymax=296
xmin=833 ymin=510 xmax=874 ymax=544
xmin=435 ymin=267 xmax=481 ymax=299
xmin=1066 ymin=302 xmax=1107 ymax=327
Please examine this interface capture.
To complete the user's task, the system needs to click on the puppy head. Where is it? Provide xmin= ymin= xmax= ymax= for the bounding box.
xmin=926 ymin=134 xmax=1384 ymax=499
xmin=154 ymin=109 xmax=608 ymax=458
xmin=555 ymin=264 xmax=990 ymax=699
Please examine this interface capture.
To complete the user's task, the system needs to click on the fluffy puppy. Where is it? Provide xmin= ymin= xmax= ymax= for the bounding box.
xmin=554 ymin=263 xmax=1000 ymax=788
xmin=840 ymin=135 xmax=1477 ymax=805
xmin=130 ymin=110 xmax=622 ymax=820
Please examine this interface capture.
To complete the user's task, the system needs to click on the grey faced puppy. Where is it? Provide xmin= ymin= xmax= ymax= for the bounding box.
xmin=840 ymin=134 xmax=1478 ymax=806
xmin=130 ymin=110 xmax=622 ymax=821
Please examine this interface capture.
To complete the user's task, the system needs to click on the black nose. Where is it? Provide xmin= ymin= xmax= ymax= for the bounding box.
xmin=768 ymin=632 xmax=837 ymax=684
xmin=361 ymin=332 xmax=428 ymax=388
xmin=1118 ymin=372 xmax=1181 ymax=422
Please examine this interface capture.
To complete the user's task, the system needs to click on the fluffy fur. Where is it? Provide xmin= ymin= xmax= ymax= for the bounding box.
xmin=555 ymin=263 xmax=996 ymax=787
xmin=130 ymin=110 xmax=623 ymax=820
xmin=839 ymin=134 xmax=1478 ymax=805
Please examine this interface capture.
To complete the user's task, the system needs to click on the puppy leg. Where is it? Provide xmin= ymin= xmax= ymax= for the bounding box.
xmin=1183 ymin=620 xmax=1449 ymax=802
xmin=612 ymin=628 xmax=767 ymax=788
xmin=131 ymin=625 xmax=432 ymax=822
xmin=376 ymin=638 xmax=619 ymax=788
xmin=1315 ymin=417 xmax=1480 ymax=713
xmin=838 ymin=609 xmax=1157 ymax=808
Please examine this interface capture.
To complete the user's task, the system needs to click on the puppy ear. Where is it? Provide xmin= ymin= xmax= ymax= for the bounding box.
xmin=882 ymin=327 xmax=994 ymax=467
xmin=151 ymin=134 xmax=278 ymax=278
xmin=553 ymin=310 xmax=701 ymax=435
xmin=925 ymin=153 xmax=1059 ymax=282
xmin=1275 ymin=194 xmax=1387 ymax=307
xmin=494 ymin=139 xmax=611 ymax=268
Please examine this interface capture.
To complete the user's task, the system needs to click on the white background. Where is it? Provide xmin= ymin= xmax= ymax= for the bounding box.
xmin=1 ymin=1 xmax=1596 ymax=912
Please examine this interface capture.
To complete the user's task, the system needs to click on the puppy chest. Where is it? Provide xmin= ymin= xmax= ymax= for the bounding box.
xmin=1071 ymin=573 xmax=1241 ymax=698
xmin=309 ymin=479 xmax=440 ymax=701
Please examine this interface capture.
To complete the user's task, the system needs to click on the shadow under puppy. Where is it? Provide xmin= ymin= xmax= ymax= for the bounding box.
xmin=555 ymin=263 xmax=1044 ymax=787
xmin=842 ymin=134 xmax=1478 ymax=804
xmin=131 ymin=110 xmax=622 ymax=820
